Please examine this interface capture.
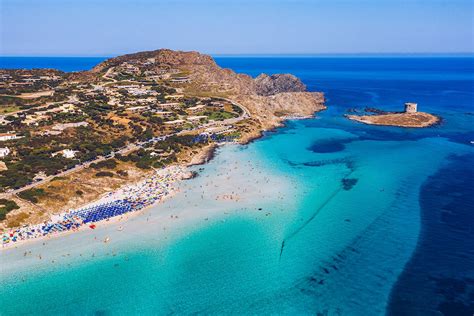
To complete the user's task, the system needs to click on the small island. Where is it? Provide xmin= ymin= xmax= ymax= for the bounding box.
xmin=346 ymin=103 xmax=440 ymax=128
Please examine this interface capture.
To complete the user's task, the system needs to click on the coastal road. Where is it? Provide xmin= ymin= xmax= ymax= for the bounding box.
xmin=0 ymin=144 xmax=136 ymax=199
xmin=220 ymin=97 xmax=251 ymax=120
xmin=0 ymin=133 xmax=174 ymax=199
xmin=0 ymin=99 xmax=250 ymax=199
xmin=103 ymin=67 xmax=117 ymax=82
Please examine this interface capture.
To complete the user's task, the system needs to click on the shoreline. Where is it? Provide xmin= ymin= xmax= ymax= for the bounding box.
xmin=1 ymin=166 xmax=190 ymax=249
xmin=1 ymin=141 xmax=238 ymax=250
xmin=0 ymin=189 xmax=179 ymax=252
xmin=239 ymin=112 xmax=323 ymax=145
xmin=1 ymin=109 xmax=325 ymax=250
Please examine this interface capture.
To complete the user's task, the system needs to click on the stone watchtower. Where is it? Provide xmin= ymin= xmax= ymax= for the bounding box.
xmin=404 ymin=102 xmax=418 ymax=113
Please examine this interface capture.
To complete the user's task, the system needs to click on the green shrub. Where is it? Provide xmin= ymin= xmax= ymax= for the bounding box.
xmin=136 ymin=160 xmax=152 ymax=169
xmin=90 ymin=159 xmax=117 ymax=170
xmin=18 ymin=188 xmax=46 ymax=203
xmin=0 ymin=199 xmax=20 ymax=220
xmin=115 ymin=154 xmax=129 ymax=162
xmin=95 ymin=171 xmax=114 ymax=177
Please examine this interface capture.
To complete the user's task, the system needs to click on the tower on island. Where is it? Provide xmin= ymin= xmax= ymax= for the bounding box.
xmin=404 ymin=102 xmax=418 ymax=113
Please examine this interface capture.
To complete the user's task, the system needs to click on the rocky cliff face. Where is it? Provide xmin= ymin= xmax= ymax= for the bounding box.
xmin=235 ymin=92 xmax=325 ymax=131
xmin=254 ymin=74 xmax=306 ymax=96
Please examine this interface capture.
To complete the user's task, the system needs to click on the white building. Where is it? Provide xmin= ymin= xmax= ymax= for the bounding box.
xmin=52 ymin=149 xmax=77 ymax=159
xmin=62 ymin=149 xmax=77 ymax=159
xmin=405 ymin=102 xmax=418 ymax=113
xmin=51 ymin=121 xmax=89 ymax=132
xmin=187 ymin=104 xmax=206 ymax=114
xmin=0 ymin=133 xmax=22 ymax=142
xmin=157 ymin=102 xmax=181 ymax=110
xmin=205 ymin=126 xmax=232 ymax=134
xmin=187 ymin=115 xmax=207 ymax=122
xmin=0 ymin=147 xmax=10 ymax=158
xmin=164 ymin=119 xmax=186 ymax=126
xmin=165 ymin=94 xmax=184 ymax=100
xmin=153 ymin=111 xmax=175 ymax=119
xmin=126 ymin=106 xmax=149 ymax=112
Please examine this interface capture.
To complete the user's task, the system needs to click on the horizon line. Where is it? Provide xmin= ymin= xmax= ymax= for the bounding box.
xmin=1 ymin=52 xmax=474 ymax=59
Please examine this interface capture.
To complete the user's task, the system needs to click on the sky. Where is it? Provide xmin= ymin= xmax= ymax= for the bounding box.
xmin=0 ymin=0 xmax=473 ymax=56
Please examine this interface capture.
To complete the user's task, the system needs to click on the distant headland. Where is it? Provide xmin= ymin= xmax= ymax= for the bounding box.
xmin=346 ymin=103 xmax=440 ymax=128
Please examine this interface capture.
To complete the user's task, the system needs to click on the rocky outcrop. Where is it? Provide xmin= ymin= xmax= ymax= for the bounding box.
xmin=254 ymin=74 xmax=306 ymax=96
xmin=236 ymin=92 xmax=325 ymax=127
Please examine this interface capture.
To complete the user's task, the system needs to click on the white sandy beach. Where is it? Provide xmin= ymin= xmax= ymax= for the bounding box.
xmin=0 ymin=145 xmax=298 ymax=273
xmin=1 ymin=165 xmax=191 ymax=249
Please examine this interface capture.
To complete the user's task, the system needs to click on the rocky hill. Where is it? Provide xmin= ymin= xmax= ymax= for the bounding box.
xmin=85 ymin=49 xmax=326 ymax=138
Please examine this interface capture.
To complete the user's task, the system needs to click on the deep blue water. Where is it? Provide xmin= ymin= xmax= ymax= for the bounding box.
xmin=388 ymin=154 xmax=474 ymax=315
xmin=1 ymin=56 xmax=473 ymax=315
xmin=216 ymin=57 xmax=474 ymax=315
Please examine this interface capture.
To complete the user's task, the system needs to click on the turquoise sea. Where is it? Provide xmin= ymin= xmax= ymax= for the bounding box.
xmin=0 ymin=56 xmax=473 ymax=315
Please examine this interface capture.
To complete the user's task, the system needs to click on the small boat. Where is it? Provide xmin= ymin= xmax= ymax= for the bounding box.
xmin=104 ymin=237 xmax=110 ymax=243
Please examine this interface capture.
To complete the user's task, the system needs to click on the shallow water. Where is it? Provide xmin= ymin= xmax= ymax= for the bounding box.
xmin=1 ymin=57 xmax=473 ymax=315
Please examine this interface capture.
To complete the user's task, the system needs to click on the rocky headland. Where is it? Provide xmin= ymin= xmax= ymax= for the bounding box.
xmin=88 ymin=49 xmax=326 ymax=141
